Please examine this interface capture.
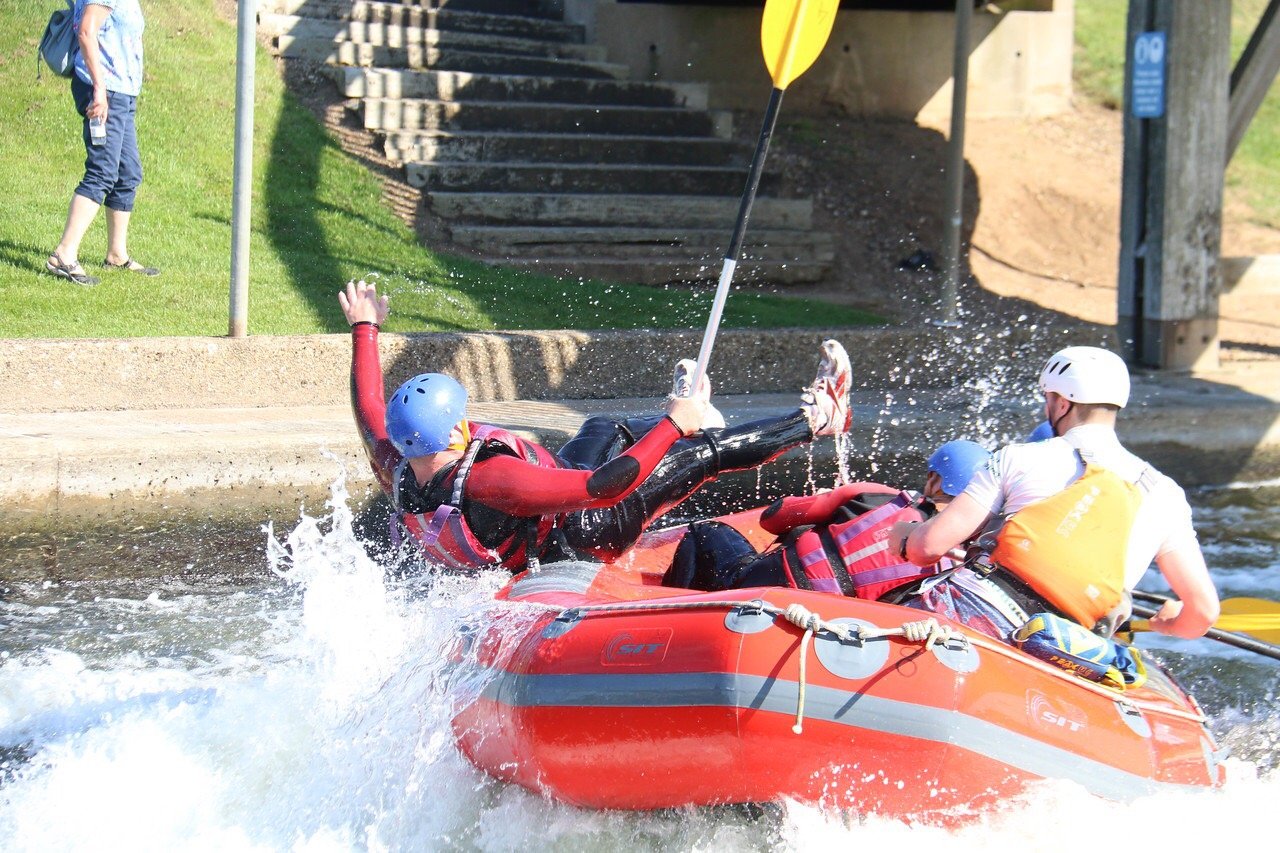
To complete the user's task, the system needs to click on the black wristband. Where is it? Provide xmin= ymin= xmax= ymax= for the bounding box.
xmin=898 ymin=524 xmax=914 ymax=560
xmin=350 ymin=321 xmax=379 ymax=330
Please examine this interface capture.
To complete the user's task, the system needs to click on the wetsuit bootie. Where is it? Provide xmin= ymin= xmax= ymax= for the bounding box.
xmin=802 ymin=340 xmax=853 ymax=437
xmin=671 ymin=358 xmax=727 ymax=430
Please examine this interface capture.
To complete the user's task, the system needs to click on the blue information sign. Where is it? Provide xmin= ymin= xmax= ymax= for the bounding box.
xmin=1131 ymin=31 xmax=1166 ymax=119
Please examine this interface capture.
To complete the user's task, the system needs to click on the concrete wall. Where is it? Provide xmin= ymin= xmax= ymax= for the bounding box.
xmin=564 ymin=1 xmax=1074 ymax=120
xmin=0 ymin=325 xmax=1057 ymax=414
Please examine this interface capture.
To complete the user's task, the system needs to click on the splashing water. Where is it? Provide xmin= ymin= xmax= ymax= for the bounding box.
xmin=0 ymin=477 xmax=1277 ymax=850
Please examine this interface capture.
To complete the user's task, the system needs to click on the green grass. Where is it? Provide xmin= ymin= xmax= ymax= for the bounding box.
xmin=1072 ymin=0 xmax=1127 ymax=110
xmin=0 ymin=0 xmax=879 ymax=339
xmin=1074 ymin=0 xmax=1280 ymax=228
xmin=1224 ymin=1 xmax=1280 ymax=228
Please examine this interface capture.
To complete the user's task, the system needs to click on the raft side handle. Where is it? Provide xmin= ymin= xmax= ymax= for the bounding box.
xmin=541 ymin=607 xmax=585 ymax=639
xmin=555 ymin=607 xmax=583 ymax=624
xmin=1114 ymin=697 xmax=1153 ymax=738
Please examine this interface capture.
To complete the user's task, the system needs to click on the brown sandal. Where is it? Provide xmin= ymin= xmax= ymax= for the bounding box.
xmin=103 ymin=257 xmax=161 ymax=277
xmin=46 ymin=252 xmax=100 ymax=287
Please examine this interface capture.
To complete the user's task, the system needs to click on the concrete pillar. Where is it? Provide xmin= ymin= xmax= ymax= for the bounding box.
xmin=1118 ymin=0 xmax=1230 ymax=371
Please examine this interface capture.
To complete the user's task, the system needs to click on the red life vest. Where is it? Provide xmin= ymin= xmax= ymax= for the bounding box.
xmin=395 ymin=424 xmax=560 ymax=571
xmin=780 ymin=487 xmax=940 ymax=600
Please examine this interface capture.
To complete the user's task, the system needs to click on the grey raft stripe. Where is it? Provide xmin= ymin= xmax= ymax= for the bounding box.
xmin=477 ymin=670 xmax=1208 ymax=802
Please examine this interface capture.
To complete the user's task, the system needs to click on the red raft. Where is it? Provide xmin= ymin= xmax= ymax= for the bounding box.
xmin=451 ymin=507 xmax=1224 ymax=819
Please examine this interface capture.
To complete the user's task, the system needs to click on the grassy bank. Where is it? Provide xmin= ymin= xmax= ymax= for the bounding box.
xmin=0 ymin=1 xmax=877 ymax=339
xmin=1074 ymin=0 xmax=1280 ymax=228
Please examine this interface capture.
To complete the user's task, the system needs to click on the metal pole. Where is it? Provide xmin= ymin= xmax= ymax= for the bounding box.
xmin=229 ymin=0 xmax=257 ymax=338
xmin=937 ymin=0 xmax=972 ymax=327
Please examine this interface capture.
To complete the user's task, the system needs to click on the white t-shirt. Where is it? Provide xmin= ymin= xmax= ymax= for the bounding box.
xmin=962 ymin=424 xmax=1200 ymax=588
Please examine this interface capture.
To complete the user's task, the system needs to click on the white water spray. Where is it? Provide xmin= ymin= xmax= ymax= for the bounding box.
xmin=0 ymin=475 xmax=1276 ymax=851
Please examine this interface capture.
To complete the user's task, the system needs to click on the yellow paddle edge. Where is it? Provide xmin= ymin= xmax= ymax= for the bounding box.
xmin=1130 ymin=597 xmax=1280 ymax=644
xmin=762 ymin=0 xmax=841 ymax=89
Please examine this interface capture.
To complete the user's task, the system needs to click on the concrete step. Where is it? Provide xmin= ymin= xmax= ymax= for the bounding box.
xmin=261 ymin=0 xmax=569 ymax=21
xmin=360 ymin=98 xmax=732 ymax=136
xmin=415 ymin=0 xmax=568 ymax=19
xmin=445 ymin=222 xmax=834 ymax=252
xmin=278 ymin=37 xmax=629 ymax=79
xmin=425 ymin=192 xmax=813 ymax=229
xmin=259 ymin=1 xmax=585 ymax=42
xmin=264 ymin=17 xmax=604 ymax=61
xmin=448 ymin=225 xmax=835 ymax=262
xmin=405 ymin=161 xmax=775 ymax=195
xmin=333 ymin=67 xmax=708 ymax=109
xmin=484 ymin=257 xmax=831 ymax=286
xmin=387 ymin=129 xmax=745 ymax=165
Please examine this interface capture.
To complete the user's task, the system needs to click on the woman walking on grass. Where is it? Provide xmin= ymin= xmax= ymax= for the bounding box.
xmin=47 ymin=0 xmax=159 ymax=287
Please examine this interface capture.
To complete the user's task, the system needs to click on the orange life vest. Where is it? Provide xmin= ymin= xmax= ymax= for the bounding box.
xmin=989 ymin=460 xmax=1148 ymax=627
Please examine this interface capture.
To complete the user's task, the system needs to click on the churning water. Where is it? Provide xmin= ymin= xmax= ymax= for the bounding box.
xmin=1 ymin=476 xmax=1277 ymax=851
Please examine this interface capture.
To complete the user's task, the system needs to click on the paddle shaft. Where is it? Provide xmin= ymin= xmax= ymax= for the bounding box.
xmin=1131 ymin=601 xmax=1280 ymax=662
xmin=689 ymin=87 xmax=786 ymax=394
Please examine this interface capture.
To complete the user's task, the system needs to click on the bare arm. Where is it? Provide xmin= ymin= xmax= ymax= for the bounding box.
xmin=1148 ymin=546 xmax=1220 ymax=639
xmin=78 ymin=4 xmax=111 ymax=121
xmin=892 ymin=492 xmax=991 ymax=565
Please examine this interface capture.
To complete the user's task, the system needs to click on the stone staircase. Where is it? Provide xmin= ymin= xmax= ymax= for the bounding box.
xmin=260 ymin=0 xmax=833 ymax=286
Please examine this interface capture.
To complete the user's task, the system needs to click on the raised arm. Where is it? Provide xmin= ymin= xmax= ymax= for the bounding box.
xmin=339 ymin=281 xmax=398 ymax=493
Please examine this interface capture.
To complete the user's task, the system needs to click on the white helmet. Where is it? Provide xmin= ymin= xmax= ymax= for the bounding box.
xmin=1038 ymin=346 xmax=1130 ymax=408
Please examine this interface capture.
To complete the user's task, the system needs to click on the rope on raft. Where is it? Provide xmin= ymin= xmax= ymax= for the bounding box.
xmin=779 ymin=602 xmax=959 ymax=733
xmin=543 ymin=598 xmax=964 ymax=735
xmin=521 ymin=596 xmax=1207 ymax=730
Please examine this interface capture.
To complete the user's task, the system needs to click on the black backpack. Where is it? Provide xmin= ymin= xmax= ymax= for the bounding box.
xmin=39 ymin=0 xmax=78 ymax=80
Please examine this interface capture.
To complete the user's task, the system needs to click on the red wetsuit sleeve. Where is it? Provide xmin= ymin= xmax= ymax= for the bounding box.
xmin=463 ymin=417 xmax=684 ymax=516
xmin=760 ymin=483 xmax=878 ymax=534
xmin=350 ymin=323 xmax=401 ymax=494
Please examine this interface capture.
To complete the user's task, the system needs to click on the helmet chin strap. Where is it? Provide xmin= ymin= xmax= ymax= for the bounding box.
xmin=1049 ymin=400 xmax=1073 ymax=437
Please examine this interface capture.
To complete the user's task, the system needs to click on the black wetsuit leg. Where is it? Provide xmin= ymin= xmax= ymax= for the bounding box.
xmin=727 ymin=550 xmax=792 ymax=589
xmin=662 ymin=518 xmax=791 ymax=591
xmin=563 ymin=409 xmax=813 ymax=560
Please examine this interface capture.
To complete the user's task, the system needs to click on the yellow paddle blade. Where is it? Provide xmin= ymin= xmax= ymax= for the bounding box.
xmin=1132 ymin=598 xmax=1280 ymax=643
xmin=1220 ymin=596 xmax=1280 ymax=616
xmin=1217 ymin=597 xmax=1280 ymax=642
xmin=1215 ymin=614 xmax=1280 ymax=642
xmin=761 ymin=0 xmax=840 ymax=90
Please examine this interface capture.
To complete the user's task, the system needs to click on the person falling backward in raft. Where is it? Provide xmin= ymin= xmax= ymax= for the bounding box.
xmin=339 ymin=280 xmax=854 ymax=571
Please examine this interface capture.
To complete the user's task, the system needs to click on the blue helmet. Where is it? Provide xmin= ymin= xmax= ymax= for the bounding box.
xmin=385 ymin=373 xmax=469 ymax=458
xmin=1027 ymin=420 xmax=1054 ymax=442
xmin=926 ymin=440 xmax=991 ymax=497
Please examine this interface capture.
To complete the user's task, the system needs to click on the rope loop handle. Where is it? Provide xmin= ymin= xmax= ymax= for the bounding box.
xmin=778 ymin=604 xmax=965 ymax=735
